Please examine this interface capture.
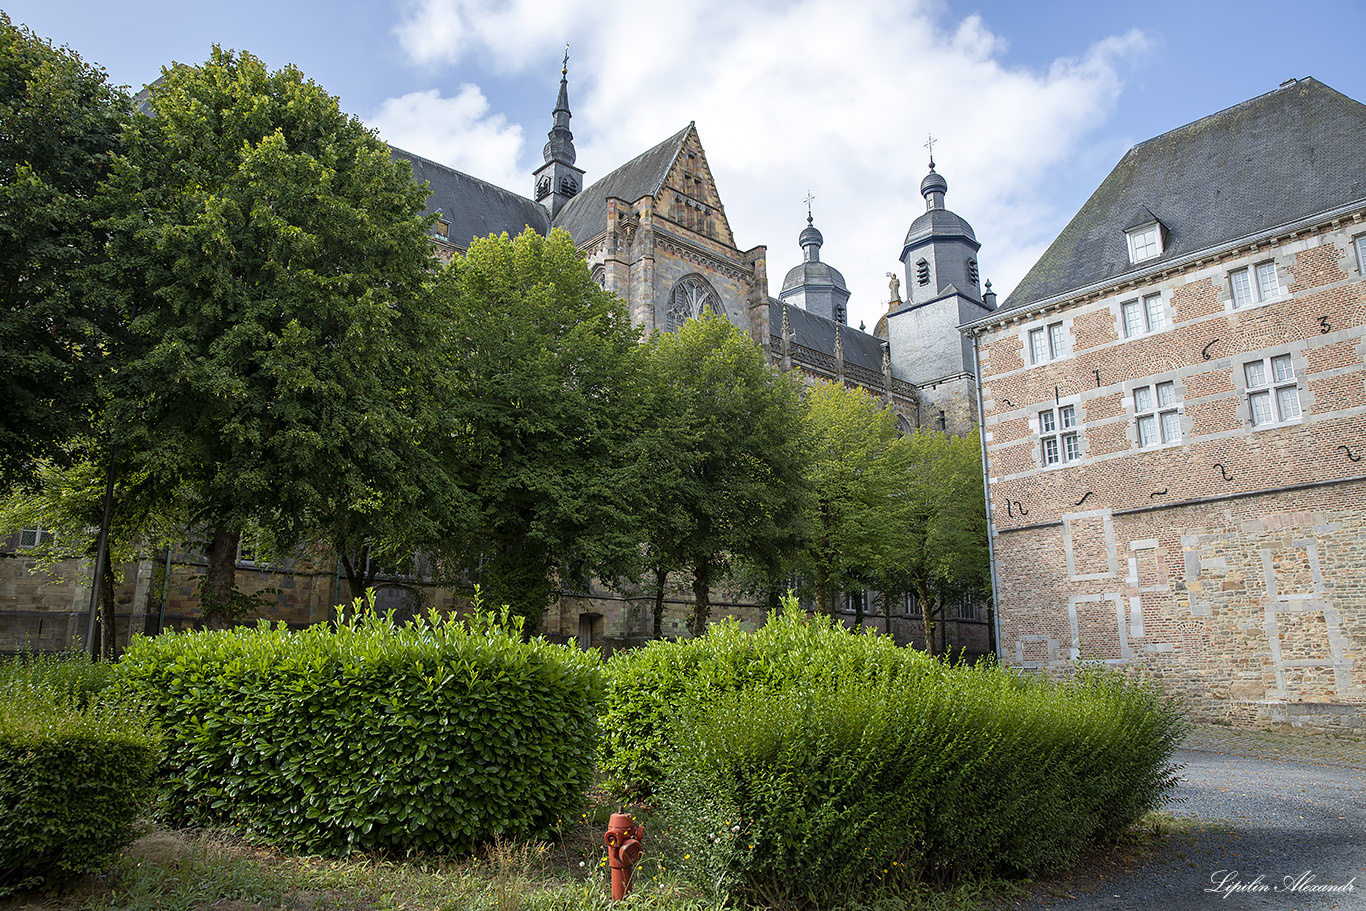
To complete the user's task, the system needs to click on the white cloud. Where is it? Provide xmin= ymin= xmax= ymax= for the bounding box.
xmin=389 ymin=0 xmax=1149 ymax=329
xmin=367 ymin=86 xmax=527 ymax=191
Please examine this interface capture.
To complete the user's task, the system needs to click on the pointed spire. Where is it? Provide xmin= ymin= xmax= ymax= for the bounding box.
xmin=543 ymin=43 xmax=576 ymax=167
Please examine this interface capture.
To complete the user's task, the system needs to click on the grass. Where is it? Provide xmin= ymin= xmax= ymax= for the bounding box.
xmin=0 ymin=799 xmax=1038 ymax=911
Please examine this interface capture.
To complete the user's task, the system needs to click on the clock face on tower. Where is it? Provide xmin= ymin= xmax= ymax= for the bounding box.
xmin=535 ymin=175 xmax=551 ymax=200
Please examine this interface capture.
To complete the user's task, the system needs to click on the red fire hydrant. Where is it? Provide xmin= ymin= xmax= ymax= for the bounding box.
xmin=603 ymin=812 xmax=644 ymax=899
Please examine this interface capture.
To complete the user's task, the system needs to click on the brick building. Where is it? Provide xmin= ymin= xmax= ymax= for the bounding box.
xmin=964 ymin=78 xmax=1366 ymax=731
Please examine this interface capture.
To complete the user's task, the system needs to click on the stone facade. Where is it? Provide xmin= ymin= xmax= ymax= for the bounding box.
xmin=969 ymin=79 xmax=1366 ymax=731
xmin=0 ymin=533 xmax=471 ymax=656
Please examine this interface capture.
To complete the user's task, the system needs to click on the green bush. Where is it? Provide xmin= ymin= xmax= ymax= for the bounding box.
xmin=0 ymin=657 xmax=157 ymax=896
xmin=0 ymin=650 xmax=118 ymax=706
xmin=604 ymin=612 xmax=1185 ymax=907
xmin=115 ymin=603 xmax=605 ymax=856
xmin=599 ymin=612 xmax=935 ymax=798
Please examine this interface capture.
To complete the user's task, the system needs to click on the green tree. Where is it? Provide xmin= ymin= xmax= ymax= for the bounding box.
xmin=92 ymin=49 xmax=438 ymax=617
xmin=427 ymin=228 xmax=643 ymax=630
xmin=801 ymin=382 xmax=906 ymax=617
xmin=0 ymin=15 xmax=129 ymax=493
xmin=0 ymin=451 xmax=191 ymax=656
xmin=876 ymin=428 xmax=990 ymax=655
xmin=639 ymin=313 xmax=811 ymax=637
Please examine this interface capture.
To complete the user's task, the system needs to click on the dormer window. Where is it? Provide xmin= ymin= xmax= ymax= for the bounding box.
xmin=1126 ymin=222 xmax=1163 ymax=264
xmin=434 ymin=218 xmax=450 ymax=239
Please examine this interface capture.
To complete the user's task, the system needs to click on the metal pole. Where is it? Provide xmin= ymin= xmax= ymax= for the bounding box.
xmin=85 ymin=443 xmax=119 ymax=659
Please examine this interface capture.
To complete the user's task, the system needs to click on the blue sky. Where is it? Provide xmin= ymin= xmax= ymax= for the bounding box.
xmin=9 ymin=0 xmax=1365 ymax=330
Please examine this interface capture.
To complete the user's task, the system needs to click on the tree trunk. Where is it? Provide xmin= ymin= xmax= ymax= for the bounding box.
xmin=652 ymin=565 xmax=667 ymax=640
xmin=852 ymin=588 xmax=865 ymax=628
xmin=814 ymin=563 xmax=833 ymax=617
xmin=688 ymin=560 xmax=711 ymax=639
xmin=204 ymin=525 xmax=240 ymax=628
xmin=98 ymin=558 xmax=117 ymax=660
xmin=917 ymin=583 xmax=937 ymax=657
xmin=339 ymin=543 xmax=374 ymax=603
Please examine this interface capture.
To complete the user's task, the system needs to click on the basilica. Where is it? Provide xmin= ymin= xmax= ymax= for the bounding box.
xmin=0 ymin=60 xmax=998 ymax=658
xmin=393 ymin=62 xmax=996 ymax=439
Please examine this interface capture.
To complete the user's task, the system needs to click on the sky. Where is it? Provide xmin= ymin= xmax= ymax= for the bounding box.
xmin=8 ymin=0 xmax=1366 ymax=332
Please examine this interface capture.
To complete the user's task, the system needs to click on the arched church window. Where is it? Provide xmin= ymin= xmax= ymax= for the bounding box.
xmin=665 ymin=275 xmax=721 ymax=331
xmin=590 ymin=264 xmax=607 ymax=289
xmin=916 ymin=259 xmax=930 ymax=286
xmin=895 ymin=414 xmax=913 ymax=437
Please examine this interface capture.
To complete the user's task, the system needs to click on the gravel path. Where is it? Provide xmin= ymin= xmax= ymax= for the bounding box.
xmin=1007 ymin=730 xmax=1365 ymax=911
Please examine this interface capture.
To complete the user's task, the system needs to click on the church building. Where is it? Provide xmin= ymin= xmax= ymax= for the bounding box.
xmin=388 ymin=61 xmax=997 ymax=647
xmin=0 ymin=59 xmax=999 ymax=656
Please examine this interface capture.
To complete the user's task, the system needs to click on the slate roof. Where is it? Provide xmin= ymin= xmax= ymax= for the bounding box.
xmin=781 ymin=261 xmax=848 ymax=293
xmin=392 ymin=148 xmax=550 ymax=246
xmin=1002 ymin=77 xmax=1366 ymax=313
xmin=769 ymin=300 xmax=883 ymax=372
xmin=552 ymin=125 xmax=693 ymax=241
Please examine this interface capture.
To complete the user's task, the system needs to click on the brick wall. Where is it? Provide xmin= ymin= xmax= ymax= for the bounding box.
xmin=978 ymin=217 xmax=1366 ymax=733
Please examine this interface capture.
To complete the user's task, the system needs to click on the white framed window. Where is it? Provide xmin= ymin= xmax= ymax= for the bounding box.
xmin=1126 ymin=224 xmax=1162 ymax=264
xmin=1029 ymin=321 xmax=1068 ymax=364
xmin=17 ymin=526 xmax=56 ymax=548
xmin=1244 ymin=354 xmax=1301 ymax=427
xmin=1134 ymin=381 xmax=1181 ymax=447
xmin=1230 ymin=261 xmax=1280 ymax=308
xmin=1121 ymin=293 xmax=1167 ymax=338
xmin=1040 ymin=404 xmax=1081 ymax=466
xmin=1354 ymin=235 xmax=1366 ymax=275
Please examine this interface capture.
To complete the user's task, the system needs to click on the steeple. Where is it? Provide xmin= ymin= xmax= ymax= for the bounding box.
xmin=900 ymin=156 xmax=981 ymax=305
xmin=533 ymin=45 xmax=586 ymax=219
xmin=779 ymin=201 xmax=850 ymax=325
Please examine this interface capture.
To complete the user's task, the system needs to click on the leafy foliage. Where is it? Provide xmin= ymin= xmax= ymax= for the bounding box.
xmin=599 ymin=610 xmax=935 ymax=799
xmin=91 ymin=48 xmax=441 ymax=609
xmin=874 ymin=428 xmax=990 ymax=652
xmin=0 ymin=654 xmax=157 ymax=896
xmin=115 ymin=599 xmax=605 ymax=856
xmin=0 ymin=13 xmax=129 ymax=492
xmin=601 ymin=610 xmax=1185 ymax=907
xmin=427 ymin=228 xmax=643 ymax=629
xmin=800 ymin=382 xmax=906 ymax=615
xmin=634 ymin=314 xmax=812 ymax=634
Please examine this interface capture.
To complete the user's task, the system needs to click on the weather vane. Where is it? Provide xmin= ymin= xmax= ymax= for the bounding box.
xmin=924 ymin=133 xmax=937 ymax=167
xmin=562 ymin=43 xmax=569 ymax=75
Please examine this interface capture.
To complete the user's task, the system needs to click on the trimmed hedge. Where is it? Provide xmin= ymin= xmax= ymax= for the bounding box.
xmin=599 ymin=613 xmax=937 ymax=798
xmin=0 ymin=657 xmax=157 ymax=896
xmin=602 ymin=612 xmax=1185 ymax=906
xmin=116 ymin=607 xmax=605 ymax=855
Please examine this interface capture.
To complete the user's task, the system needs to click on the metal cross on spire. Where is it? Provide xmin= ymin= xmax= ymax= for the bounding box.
xmin=562 ymin=43 xmax=569 ymax=76
xmin=804 ymin=191 xmax=815 ymax=221
xmin=924 ymin=133 xmax=936 ymax=168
